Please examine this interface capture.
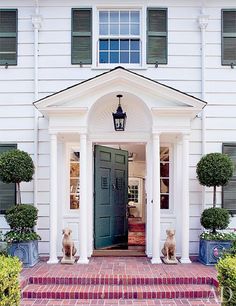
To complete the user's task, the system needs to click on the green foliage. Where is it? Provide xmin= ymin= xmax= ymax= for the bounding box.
xmin=5 ymin=204 xmax=38 ymax=229
xmin=0 ymin=255 xmax=22 ymax=306
xmin=200 ymin=231 xmax=236 ymax=241
xmin=196 ymin=153 xmax=234 ymax=188
xmin=200 ymin=207 xmax=230 ymax=233
xmin=4 ymin=204 xmax=40 ymax=243
xmin=0 ymin=149 xmax=34 ymax=184
xmin=217 ymin=256 xmax=236 ymax=305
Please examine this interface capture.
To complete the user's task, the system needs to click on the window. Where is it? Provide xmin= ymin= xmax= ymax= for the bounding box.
xmin=0 ymin=9 xmax=17 ymax=65
xmin=0 ymin=144 xmax=16 ymax=214
xmin=222 ymin=143 xmax=236 ymax=214
xmin=72 ymin=9 xmax=92 ymax=64
xmin=222 ymin=10 xmax=236 ymax=65
xmin=160 ymin=147 xmax=170 ymax=209
xmin=147 ymin=8 xmax=167 ymax=65
xmin=98 ymin=10 xmax=141 ymax=64
xmin=70 ymin=150 xmax=80 ymax=209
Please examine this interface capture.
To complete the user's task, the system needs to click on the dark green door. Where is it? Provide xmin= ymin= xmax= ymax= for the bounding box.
xmin=94 ymin=145 xmax=128 ymax=249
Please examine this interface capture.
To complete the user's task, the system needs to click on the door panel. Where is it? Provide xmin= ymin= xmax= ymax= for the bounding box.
xmin=94 ymin=145 xmax=128 ymax=249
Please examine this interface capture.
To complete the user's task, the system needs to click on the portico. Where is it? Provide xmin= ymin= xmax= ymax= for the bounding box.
xmin=34 ymin=67 xmax=205 ymax=264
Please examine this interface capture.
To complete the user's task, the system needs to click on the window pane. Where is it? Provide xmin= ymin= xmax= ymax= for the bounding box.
xmin=160 ymin=147 xmax=169 ymax=161
xmin=130 ymin=39 xmax=139 ymax=50
xmin=110 ymin=23 xmax=119 ymax=35
xmin=100 ymin=24 xmax=108 ymax=35
xmin=120 ymin=52 xmax=129 ymax=63
xmin=120 ymin=39 xmax=129 ymax=50
xmin=160 ymin=179 xmax=169 ymax=193
xmin=223 ymin=37 xmax=236 ymax=62
xmin=130 ymin=24 xmax=139 ymax=35
xmin=160 ymin=162 xmax=169 ymax=177
xmin=110 ymin=11 xmax=119 ymax=22
xmin=131 ymin=11 xmax=140 ymax=22
xmin=130 ymin=52 xmax=139 ymax=63
xmin=110 ymin=52 xmax=119 ymax=63
xmin=120 ymin=11 xmax=129 ymax=22
xmin=110 ymin=39 xmax=119 ymax=50
xmin=99 ymin=11 xmax=108 ymax=22
xmin=120 ymin=24 xmax=129 ymax=35
xmin=100 ymin=52 xmax=108 ymax=63
xmin=99 ymin=39 xmax=108 ymax=50
xmin=161 ymin=195 xmax=169 ymax=209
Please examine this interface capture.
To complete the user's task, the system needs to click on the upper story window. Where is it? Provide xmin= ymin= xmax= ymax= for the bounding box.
xmin=147 ymin=8 xmax=168 ymax=65
xmin=0 ymin=9 xmax=17 ymax=66
xmin=222 ymin=10 xmax=236 ymax=66
xmin=99 ymin=10 xmax=141 ymax=64
xmin=71 ymin=8 xmax=92 ymax=65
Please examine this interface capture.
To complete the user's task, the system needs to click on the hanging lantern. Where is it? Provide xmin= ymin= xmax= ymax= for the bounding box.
xmin=112 ymin=94 xmax=127 ymax=131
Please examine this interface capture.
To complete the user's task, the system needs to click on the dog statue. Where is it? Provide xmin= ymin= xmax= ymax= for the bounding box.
xmin=61 ymin=228 xmax=77 ymax=264
xmin=161 ymin=229 xmax=178 ymax=264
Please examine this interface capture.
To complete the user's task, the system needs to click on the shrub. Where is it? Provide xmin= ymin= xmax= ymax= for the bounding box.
xmin=0 ymin=149 xmax=34 ymax=204
xmin=0 ymin=255 xmax=22 ymax=306
xmin=4 ymin=204 xmax=40 ymax=243
xmin=217 ymin=256 xmax=236 ymax=305
xmin=200 ymin=207 xmax=230 ymax=234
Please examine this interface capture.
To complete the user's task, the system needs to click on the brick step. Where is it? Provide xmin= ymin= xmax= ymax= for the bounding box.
xmin=28 ymin=275 xmax=213 ymax=285
xmin=128 ymin=222 xmax=145 ymax=232
xmin=22 ymin=283 xmax=216 ymax=300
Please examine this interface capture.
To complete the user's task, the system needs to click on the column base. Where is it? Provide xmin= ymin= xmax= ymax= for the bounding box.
xmin=77 ymin=257 xmax=89 ymax=264
xmin=47 ymin=258 xmax=58 ymax=264
xmin=151 ymin=257 xmax=162 ymax=264
xmin=179 ymin=257 xmax=191 ymax=264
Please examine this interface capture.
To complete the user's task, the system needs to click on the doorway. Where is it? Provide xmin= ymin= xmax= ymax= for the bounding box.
xmin=93 ymin=143 xmax=146 ymax=256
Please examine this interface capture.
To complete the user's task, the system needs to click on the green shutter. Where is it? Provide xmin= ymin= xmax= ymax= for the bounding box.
xmin=222 ymin=10 xmax=236 ymax=65
xmin=222 ymin=143 xmax=236 ymax=214
xmin=72 ymin=9 xmax=92 ymax=64
xmin=0 ymin=144 xmax=16 ymax=214
xmin=0 ymin=9 xmax=17 ymax=65
xmin=147 ymin=8 xmax=167 ymax=64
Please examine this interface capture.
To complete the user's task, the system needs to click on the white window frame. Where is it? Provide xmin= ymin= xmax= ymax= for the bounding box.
xmin=92 ymin=6 xmax=146 ymax=69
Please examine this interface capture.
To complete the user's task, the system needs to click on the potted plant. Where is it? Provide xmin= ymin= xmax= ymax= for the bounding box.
xmin=0 ymin=149 xmax=40 ymax=267
xmin=196 ymin=152 xmax=236 ymax=265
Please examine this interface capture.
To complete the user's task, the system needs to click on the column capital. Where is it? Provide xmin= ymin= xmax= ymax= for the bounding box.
xmin=152 ymin=132 xmax=161 ymax=139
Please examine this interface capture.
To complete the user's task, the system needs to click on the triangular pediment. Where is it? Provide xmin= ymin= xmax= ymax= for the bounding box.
xmin=34 ymin=66 xmax=206 ymax=117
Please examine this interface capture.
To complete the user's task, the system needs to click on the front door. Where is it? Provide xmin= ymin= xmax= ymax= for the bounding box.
xmin=94 ymin=145 xmax=128 ymax=249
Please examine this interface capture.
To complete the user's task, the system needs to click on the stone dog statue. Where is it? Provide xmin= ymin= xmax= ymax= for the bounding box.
xmin=61 ymin=228 xmax=77 ymax=264
xmin=161 ymin=229 xmax=178 ymax=264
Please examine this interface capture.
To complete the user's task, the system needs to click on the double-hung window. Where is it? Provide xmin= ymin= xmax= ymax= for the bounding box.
xmin=0 ymin=144 xmax=16 ymax=214
xmin=0 ymin=9 xmax=17 ymax=66
xmin=98 ymin=10 xmax=141 ymax=64
xmin=147 ymin=8 xmax=167 ymax=65
xmin=222 ymin=143 xmax=236 ymax=214
xmin=222 ymin=10 xmax=236 ymax=66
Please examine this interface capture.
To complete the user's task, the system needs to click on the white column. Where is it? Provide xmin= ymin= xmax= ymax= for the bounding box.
xmin=180 ymin=133 xmax=191 ymax=263
xmin=151 ymin=133 xmax=162 ymax=264
xmin=47 ymin=133 xmax=58 ymax=264
xmin=77 ymin=133 xmax=89 ymax=264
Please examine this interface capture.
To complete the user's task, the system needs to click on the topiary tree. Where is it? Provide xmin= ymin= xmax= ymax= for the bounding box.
xmin=201 ymin=207 xmax=230 ymax=234
xmin=0 ymin=149 xmax=34 ymax=205
xmin=196 ymin=153 xmax=234 ymax=208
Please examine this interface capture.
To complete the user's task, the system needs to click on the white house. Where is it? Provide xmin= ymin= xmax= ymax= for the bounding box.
xmin=0 ymin=0 xmax=236 ymax=264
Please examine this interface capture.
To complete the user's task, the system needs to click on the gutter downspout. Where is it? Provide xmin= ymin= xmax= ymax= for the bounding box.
xmin=32 ymin=0 xmax=42 ymax=228
xmin=198 ymin=9 xmax=209 ymax=211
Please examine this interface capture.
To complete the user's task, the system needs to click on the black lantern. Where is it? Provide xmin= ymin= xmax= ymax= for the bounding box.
xmin=112 ymin=95 xmax=127 ymax=131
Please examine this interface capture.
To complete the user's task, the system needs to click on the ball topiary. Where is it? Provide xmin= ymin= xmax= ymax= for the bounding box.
xmin=200 ymin=207 xmax=230 ymax=234
xmin=197 ymin=153 xmax=234 ymax=207
xmin=5 ymin=204 xmax=38 ymax=229
xmin=0 ymin=149 xmax=34 ymax=204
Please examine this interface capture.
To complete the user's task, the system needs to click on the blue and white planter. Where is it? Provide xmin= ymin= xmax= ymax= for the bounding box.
xmin=199 ymin=238 xmax=233 ymax=265
xmin=8 ymin=240 xmax=39 ymax=267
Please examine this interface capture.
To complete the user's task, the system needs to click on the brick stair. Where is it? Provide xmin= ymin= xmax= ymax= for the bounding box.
xmin=21 ymin=275 xmax=218 ymax=301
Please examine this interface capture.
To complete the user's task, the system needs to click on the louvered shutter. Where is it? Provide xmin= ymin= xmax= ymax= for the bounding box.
xmin=147 ymin=9 xmax=167 ymax=64
xmin=0 ymin=9 xmax=17 ymax=65
xmin=222 ymin=144 xmax=236 ymax=214
xmin=222 ymin=10 xmax=236 ymax=65
xmin=72 ymin=9 xmax=92 ymax=64
xmin=0 ymin=145 xmax=16 ymax=214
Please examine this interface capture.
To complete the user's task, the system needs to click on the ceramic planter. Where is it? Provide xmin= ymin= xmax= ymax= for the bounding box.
xmin=199 ymin=238 xmax=233 ymax=265
xmin=8 ymin=240 xmax=39 ymax=267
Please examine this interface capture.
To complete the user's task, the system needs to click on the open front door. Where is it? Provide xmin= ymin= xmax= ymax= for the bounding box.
xmin=94 ymin=145 xmax=128 ymax=249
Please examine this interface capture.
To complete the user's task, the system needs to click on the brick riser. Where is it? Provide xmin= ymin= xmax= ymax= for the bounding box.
xmin=22 ymin=284 xmax=215 ymax=300
xmin=28 ymin=276 xmax=214 ymax=286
